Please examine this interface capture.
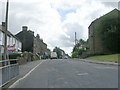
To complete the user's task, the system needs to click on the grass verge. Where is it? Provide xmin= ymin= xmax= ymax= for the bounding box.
xmin=87 ymin=54 xmax=120 ymax=63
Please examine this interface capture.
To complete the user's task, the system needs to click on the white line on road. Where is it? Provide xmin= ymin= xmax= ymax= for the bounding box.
xmin=9 ymin=60 xmax=46 ymax=88
xmin=94 ymin=66 xmax=117 ymax=69
xmin=77 ymin=73 xmax=88 ymax=76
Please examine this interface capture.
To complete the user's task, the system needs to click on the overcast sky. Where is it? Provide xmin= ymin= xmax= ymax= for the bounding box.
xmin=0 ymin=0 xmax=119 ymax=55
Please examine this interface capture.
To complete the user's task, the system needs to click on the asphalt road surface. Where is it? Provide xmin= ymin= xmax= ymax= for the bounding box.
xmin=11 ymin=59 xmax=118 ymax=88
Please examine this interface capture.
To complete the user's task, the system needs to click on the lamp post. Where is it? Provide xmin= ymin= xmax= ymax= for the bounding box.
xmin=3 ymin=0 xmax=9 ymax=64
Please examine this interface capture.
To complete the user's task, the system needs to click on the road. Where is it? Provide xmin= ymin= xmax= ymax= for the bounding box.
xmin=11 ymin=59 xmax=118 ymax=88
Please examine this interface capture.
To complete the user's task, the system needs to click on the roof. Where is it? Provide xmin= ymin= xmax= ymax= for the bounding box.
xmin=0 ymin=25 xmax=11 ymax=36
xmin=0 ymin=24 xmax=21 ymax=42
xmin=8 ymin=30 xmax=21 ymax=42
xmin=88 ymin=9 xmax=120 ymax=28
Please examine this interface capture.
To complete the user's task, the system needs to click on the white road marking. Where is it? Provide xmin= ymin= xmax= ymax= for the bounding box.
xmin=95 ymin=66 xmax=117 ymax=69
xmin=9 ymin=60 xmax=46 ymax=88
xmin=77 ymin=73 xmax=88 ymax=76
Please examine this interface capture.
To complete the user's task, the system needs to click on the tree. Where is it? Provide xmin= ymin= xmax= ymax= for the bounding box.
xmin=72 ymin=39 xmax=86 ymax=58
xmin=72 ymin=48 xmax=85 ymax=58
xmin=53 ymin=47 xmax=62 ymax=59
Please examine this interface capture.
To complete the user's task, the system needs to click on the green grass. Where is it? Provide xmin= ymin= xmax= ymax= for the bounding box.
xmin=87 ymin=54 xmax=120 ymax=63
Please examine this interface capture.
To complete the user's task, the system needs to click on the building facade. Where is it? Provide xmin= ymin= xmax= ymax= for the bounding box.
xmin=33 ymin=34 xmax=48 ymax=58
xmin=0 ymin=22 xmax=22 ymax=54
xmin=15 ymin=26 xmax=34 ymax=52
xmin=88 ymin=19 xmax=105 ymax=54
xmin=88 ymin=9 xmax=119 ymax=54
xmin=16 ymin=26 xmax=49 ymax=59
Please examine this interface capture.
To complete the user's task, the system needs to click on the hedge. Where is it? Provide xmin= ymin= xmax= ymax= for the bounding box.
xmin=9 ymin=53 xmax=21 ymax=59
xmin=0 ymin=53 xmax=21 ymax=64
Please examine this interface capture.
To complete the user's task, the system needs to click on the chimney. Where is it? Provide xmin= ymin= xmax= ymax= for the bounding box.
xmin=22 ymin=26 xmax=28 ymax=31
xmin=41 ymin=39 xmax=43 ymax=42
xmin=36 ymin=34 xmax=40 ymax=39
xmin=2 ymin=22 xmax=5 ymax=27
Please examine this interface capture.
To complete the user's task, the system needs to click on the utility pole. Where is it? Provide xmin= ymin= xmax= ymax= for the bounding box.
xmin=4 ymin=0 xmax=9 ymax=62
xmin=75 ymin=32 xmax=76 ymax=45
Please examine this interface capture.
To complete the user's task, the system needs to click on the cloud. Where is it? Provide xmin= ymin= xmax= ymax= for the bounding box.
xmin=0 ymin=2 xmax=2 ymax=23
xmin=102 ymin=2 xmax=118 ymax=8
xmin=0 ymin=0 xmax=118 ymax=55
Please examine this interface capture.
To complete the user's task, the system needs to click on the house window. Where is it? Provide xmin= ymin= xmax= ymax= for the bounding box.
xmin=0 ymin=31 xmax=1 ymax=41
xmin=2 ymin=33 xmax=5 ymax=45
xmin=0 ymin=46 xmax=4 ymax=54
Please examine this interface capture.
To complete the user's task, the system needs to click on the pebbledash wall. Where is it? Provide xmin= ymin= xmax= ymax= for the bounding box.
xmin=0 ymin=22 xmax=22 ymax=55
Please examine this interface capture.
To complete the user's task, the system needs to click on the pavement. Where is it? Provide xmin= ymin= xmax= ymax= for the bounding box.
xmin=19 ymin=60 xmax=43 ymax=78
xmin=2 ymin=60 xmax=43 ymax=89
xmin=7 ymin=59 xmax=118 ymax=88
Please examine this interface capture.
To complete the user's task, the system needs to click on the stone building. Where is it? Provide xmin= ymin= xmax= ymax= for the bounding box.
xmin=88 ymin=9 xmax=119 ymax=54
xmin=88 ymin=19 xmax=106 ymax=54
xmin=15 ymin=26 xmax=34 ymax=52
xmin=16 ymin=26 xmax=49 ymax=59
xmin=33 ymin=34 xmax=48 ymax=58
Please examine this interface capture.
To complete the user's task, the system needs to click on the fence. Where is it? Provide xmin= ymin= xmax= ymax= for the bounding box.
xmin=0 ymin=59 xmax=19 ymax=88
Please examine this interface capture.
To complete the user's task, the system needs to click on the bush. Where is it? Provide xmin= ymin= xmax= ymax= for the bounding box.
xmin=0 ymin=53 xmax=21 ymax=60
xmin=9 ymin=53 xmax=21 ymax=64
xmin=9 ymin=53 xmax=21 ymax=59
xmin=0 ymin=53 xmax=21 ymax=64
xmin=0 ymin=54 xmax=4 ymax=60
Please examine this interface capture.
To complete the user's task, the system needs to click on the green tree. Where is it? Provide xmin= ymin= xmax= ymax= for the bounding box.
xmin=72 ymin=39 xmax=86 ymax=58
xmin=53 ymin=47 xmax=62 ymax=58
xmin=72 ymin=48 xmax=84 ymax=58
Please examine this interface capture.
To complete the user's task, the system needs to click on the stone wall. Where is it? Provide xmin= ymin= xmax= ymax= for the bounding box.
xmin=88 ymin=19 xmax=110 ymax=55
xmin=88 ymin=9 xmax=120 ymax=55
xmin=17 ymin=52 xmax=33 ymax=65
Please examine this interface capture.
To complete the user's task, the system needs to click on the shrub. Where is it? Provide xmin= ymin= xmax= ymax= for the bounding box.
xmin=9 ymin=53 xmax=21 ymax=59
xmin=9 ymin=53 xmax=21 ymax=64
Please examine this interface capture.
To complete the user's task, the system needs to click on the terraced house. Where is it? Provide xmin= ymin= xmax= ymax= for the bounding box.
xmin=0 ymin=22 xmax=22 ymax=59
xmin=15 ymin=26 xmax=50 ymax=59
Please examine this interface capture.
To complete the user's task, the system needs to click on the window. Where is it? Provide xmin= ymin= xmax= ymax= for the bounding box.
xmin=0 ymin=31 xmax=1 ymax=41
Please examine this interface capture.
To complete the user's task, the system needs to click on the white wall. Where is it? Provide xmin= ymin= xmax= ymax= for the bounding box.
xmin=0 ymin=46 xmax=4 ymax=54
xmin=15 ymin=40 xmax=22 ymax=52
xmin=7 ymin=36 xmax=10 ymax=46
xmin=10 ymin=36 xmax=22 ymax=52
xmin=0 ymin=30 xmax=22 ymax=53
xmin=0 ymin=31 xmax=4 ymax=46
xmin=0 ymin=31 xmax=4 ymax=54
xmin=10 ymin=37 xmax=12 ymax=46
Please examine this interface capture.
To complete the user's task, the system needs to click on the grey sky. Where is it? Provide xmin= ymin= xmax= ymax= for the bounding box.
xmin=0 ymin=0 xmax=119 ymax=55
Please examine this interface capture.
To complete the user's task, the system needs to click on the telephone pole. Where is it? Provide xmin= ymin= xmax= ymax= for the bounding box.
xmin=75 ymin=32 xmax=77 ymax=45
xmin=4 ymin=0 xmax=9 ymax=61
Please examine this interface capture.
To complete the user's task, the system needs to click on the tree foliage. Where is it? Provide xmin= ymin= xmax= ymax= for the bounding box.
xmin=98 ymin=9 xmax=120 ymax=53
xmin=53 ymin=47 xmax=62 ymax=58
xmin=72 ymin=39 xmax=86 ymax=58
